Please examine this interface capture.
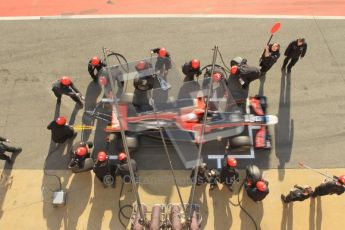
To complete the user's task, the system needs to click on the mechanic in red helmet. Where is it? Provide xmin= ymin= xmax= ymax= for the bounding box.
xmin=245 ymin=179 xmax=270 ymax=202
xmin=115 ymin=152 xmax=138 ymax=183
xmin=151 ymin=47 xmax=172 ymax=75
xmin=47 ymin=116 xmax=77 ymax=143
xmin=281 ymin=184 xmax=313 ymax=203
xmin=201 ymin=67 xmax=225 ymax=88
xmin=68 ymin=141 xmax=93 ymax=169
xmin=244 ymin=164 xmax=269 ymax=202
xmin=93 ymin=151 xmax=117 ymax=187
xmin=88 ymin=56 xmax=107 ymax=82
xmin=51 ymin=76 xmax=84 ymax=108
xmin=0 ymin=136 xmax=22 ymax=164
xmin=312 ymin=175 xmax=345 ymax=198
xmin=229 ymin=57 xmax=261 ymax=89
xmin=219 ymin=157 xmax=240 ymax=192
xmin=200 ymin=68 xmax=227 ymax=113
xmin=182 ymin=59 xmax=202 ymax=82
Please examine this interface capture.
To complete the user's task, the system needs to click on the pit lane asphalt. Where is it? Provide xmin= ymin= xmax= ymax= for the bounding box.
xmin=0 ymin=18 xmax=344 ymax=171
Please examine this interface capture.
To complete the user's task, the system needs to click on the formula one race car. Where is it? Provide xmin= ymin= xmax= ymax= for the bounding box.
xmin=85 ymin=53 xmax=277 ymax=168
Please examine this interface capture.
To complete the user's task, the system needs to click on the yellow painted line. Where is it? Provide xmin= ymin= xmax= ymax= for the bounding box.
xmin=72 ymin=125 xmax=95 ymax=130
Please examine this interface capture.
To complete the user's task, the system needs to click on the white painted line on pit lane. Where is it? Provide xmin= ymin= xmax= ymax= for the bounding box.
xmin=1 ymin=14 xmax=345 ymax=21
xmin=207 ymin=125 xmax=262 ymax=168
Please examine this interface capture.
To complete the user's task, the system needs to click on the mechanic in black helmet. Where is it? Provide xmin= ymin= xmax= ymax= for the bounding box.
xmin=281 ymin=38 xmax=307 ymax=73
xmin=88 ymin=56 xmax=107 ymax=82
xmin=182 ymin=59 xmax=202 ymax=82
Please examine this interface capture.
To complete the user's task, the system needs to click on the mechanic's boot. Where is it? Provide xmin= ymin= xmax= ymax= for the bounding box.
xmin=281 ymin=194 xmax=288 ymax=203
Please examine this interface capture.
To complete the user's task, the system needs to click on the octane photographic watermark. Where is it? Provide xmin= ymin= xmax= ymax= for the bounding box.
xmin=121 ymin=174 xmax=239 ymax=186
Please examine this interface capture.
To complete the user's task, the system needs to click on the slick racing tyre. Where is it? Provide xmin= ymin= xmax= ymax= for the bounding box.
xmin=107 ymin=133 xmax=138 ymax=151
xmin=229 ymin=136 xmax=252 ymax=152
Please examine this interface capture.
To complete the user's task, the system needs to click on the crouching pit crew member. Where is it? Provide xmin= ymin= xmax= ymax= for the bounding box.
xmin=93 ymin=151 xmax=117 ymax=187
xmin=68 ymin=141 xmax=93 ymax=169
xmin=115 ymin=152 xmax=138 ymax=183
xmin=220 ymin=157 xmax=239 ymax=192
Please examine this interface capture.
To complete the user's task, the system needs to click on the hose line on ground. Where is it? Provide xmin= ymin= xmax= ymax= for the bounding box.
xmin=237 ymin=181 xmax=258 ymax=230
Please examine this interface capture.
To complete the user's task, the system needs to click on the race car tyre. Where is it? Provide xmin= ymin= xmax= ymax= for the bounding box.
xmin=107 ymin=133 xmax=138 ymax=151
xmin=229 ymin=136 xmax=252 ymax=152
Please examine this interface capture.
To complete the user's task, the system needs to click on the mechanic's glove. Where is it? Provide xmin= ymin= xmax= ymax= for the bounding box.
xmin=6 ymin=139 xmax=10 ymax=143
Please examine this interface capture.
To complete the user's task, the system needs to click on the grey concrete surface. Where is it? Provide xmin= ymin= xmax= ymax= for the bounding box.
xmin=0 ymin=18 xmax=345 ymax=170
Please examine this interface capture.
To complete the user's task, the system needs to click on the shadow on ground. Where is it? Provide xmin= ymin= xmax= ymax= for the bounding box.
xmin=275 ymin=71 xmax=294 ymax=180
